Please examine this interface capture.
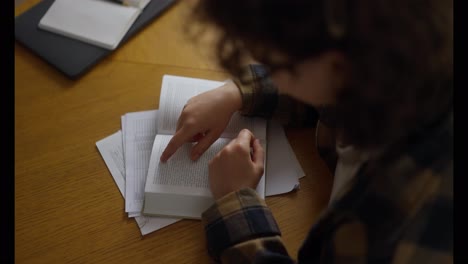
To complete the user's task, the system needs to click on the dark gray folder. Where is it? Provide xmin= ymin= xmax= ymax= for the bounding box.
xmin=15 ymin=0 xmax=176 ymax=79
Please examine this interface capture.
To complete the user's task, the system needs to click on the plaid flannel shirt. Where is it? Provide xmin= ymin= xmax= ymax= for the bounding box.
xmin=202 ymin=64 xmax=453 ymax=263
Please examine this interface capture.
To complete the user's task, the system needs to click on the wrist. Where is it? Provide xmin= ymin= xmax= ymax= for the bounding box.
xmin=222 ymin=81 xmax=243 ymax=113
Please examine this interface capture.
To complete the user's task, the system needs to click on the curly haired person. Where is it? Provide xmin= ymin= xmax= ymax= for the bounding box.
xmin=161 ymin=1 xmax=453 ymax=263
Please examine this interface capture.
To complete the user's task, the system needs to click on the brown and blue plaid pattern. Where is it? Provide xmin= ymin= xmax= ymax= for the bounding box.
xmin=233 ymin=64 xmax=318 ymax=128
xmin=202 ymin=188 xmax=284 ymax=263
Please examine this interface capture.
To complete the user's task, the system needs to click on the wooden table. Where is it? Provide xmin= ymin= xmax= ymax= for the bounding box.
xmin=15 ymin=1 xmax=333 ymax=263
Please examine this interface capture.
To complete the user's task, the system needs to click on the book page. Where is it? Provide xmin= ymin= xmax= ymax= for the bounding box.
xmin=147 ymin=135 xmax=230 ymax=191
xmin=95 ymin=131 xmax=180 ymax=236
xmin=157 ymin=76 xmax=224 ymax=135
xmin=157 ymin=75 xmax=267 ymax=140
xmin=146 ymin=134 xmax=266 ymax=198
xmin=123 ymin=110 xmax=158 ymax=214
xmin=265 ymin=120 xmax=305 ymax=196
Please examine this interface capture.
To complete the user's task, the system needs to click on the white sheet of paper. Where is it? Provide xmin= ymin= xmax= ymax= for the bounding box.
xmin=121 ymin=115 xmax=142 ymax=216
xmin=97 ymin=131 xmax=127 ymax=196
xmin=121 ymin=115 xmax=140 ymax=217
xmin=265 ymin=120 xmax=305 ymax=196
xmin=123 ymin=110 xmax=159 ymax=215
xmin=96 ymin=130 xmax=180 ymax=236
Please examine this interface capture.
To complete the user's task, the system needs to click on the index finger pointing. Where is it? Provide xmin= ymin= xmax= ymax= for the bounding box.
xmin=160 ymin=128 xmax=191 ymax=162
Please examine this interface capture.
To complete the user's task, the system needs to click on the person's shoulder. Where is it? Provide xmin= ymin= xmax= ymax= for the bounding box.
xmin=391 ymin=171 xmax=453 ymax=263
xmin=366 ymin=109 xmax=453 ymax=262
xmin=394 ymin=110 xmax=453 ymax=261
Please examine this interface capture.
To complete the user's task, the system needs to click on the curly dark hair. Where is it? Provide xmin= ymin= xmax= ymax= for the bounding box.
xmin=191 ymin=0 xmax=453 ymax=149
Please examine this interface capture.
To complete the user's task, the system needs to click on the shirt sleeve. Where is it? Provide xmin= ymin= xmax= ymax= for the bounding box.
xmin=201 ymin=188 xmax=295 ymax=263
xmin=232 ymin=64 xmax=318 ymax=128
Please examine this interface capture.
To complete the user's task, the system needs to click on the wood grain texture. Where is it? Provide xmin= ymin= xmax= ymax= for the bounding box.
xmin=108 ymin=1 xmax=222 ymax=72
xmin=15 ymin=0 xmax=333 ymax=263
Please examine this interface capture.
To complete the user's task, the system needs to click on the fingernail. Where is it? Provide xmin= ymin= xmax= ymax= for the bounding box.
xmin=192 ymin=153 xmax=200 ymax=161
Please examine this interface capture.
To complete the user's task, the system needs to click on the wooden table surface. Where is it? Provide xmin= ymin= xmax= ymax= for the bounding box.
xmin=15 ymin=1 xmax=333 ymax=263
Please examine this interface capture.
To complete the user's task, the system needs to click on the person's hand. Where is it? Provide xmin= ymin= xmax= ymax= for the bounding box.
xmin=208 ymin=129 xmax=265 ymax=200
xmin=160 ymin=81 xmax=243 ymax=162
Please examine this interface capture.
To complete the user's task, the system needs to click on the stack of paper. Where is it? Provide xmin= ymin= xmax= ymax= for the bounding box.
xmin=96 ymin=76 xmax=305 ymax=236
xmin=38 ymin=0 xmax=152 ymax=50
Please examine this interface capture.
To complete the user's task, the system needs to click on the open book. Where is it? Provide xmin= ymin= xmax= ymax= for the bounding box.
xmin=38 ymin=0 xmax=151 ymax=50
xmin=143 ymin=75 xmax=267 ymax=219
